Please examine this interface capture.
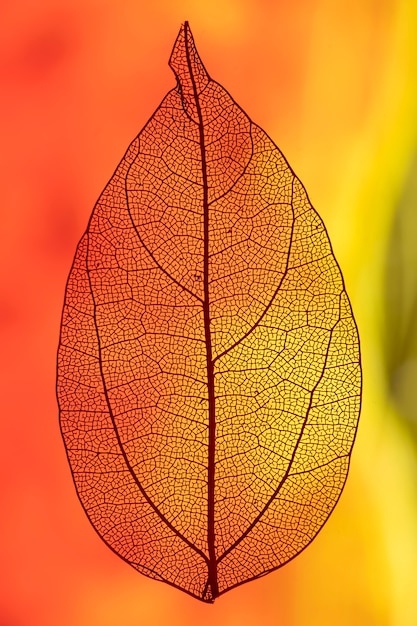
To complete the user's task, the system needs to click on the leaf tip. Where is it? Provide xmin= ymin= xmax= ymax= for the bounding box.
xmin=169 ymin=21 xmax=210 ymax=96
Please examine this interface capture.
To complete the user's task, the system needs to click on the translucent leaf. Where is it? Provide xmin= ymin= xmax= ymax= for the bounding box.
xmin=57 ymin=22 xmax=362 ymax=602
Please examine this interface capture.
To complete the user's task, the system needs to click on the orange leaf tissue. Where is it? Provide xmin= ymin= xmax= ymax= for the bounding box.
xmin=57 ymin=22 xmax=362 ymax=603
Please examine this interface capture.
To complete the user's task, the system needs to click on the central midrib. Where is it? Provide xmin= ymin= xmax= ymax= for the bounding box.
xmin=183 ymin=25 xmax=218 ymax=601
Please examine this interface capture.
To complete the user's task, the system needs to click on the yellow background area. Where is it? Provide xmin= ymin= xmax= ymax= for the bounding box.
xmin=1 ymin=1 xmax=416 ymax=625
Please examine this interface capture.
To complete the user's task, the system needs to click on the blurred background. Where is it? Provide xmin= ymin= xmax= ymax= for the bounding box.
xmin=1 ymin=0 xmax=416 ymax=624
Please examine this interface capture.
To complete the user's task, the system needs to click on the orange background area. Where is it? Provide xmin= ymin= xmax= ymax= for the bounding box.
xmin=1 ymin=1 xmax=416 ymax=625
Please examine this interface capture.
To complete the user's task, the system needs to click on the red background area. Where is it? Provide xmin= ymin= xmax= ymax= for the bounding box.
xmin=1 ymin=1 xmax=416 ymax=625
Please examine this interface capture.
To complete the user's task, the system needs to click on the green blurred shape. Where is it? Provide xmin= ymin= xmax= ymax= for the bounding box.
xmin=385 ymin=151 xmax=417 ymax=440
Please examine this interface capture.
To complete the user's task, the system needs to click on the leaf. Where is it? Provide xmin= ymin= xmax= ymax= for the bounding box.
xmin=57 ymin=22 xmax=362 ymax=603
